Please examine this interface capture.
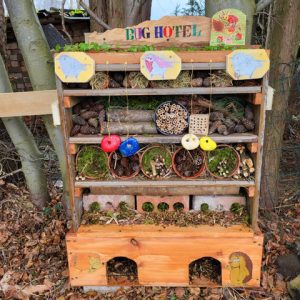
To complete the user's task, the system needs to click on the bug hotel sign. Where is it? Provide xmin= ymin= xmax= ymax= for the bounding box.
xmin=85 ymin=16 xmax=211 ymax=46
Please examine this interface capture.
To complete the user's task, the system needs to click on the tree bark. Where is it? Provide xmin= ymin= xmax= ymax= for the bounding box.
xmin=0 ymin=55 xmax=50 ymax=207
xmin=4 ymin=0 xmax=71 ymax=214
xmin=261 ymin=0 xmax=300 ymax=209
xmin=107 ymin=109 xmax=153 ymax=122
xmin=87 ymin=0 xmax=109 ymax=32
xmin=0 ymin=0 xmax=7 ymax=60
xmin=205 ymin=0 xmax=256 ymax=44
xmin=101 ymin=121 xmax=157 ymax=134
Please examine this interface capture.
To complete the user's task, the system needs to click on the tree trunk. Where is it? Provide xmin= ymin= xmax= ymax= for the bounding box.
xmin=89 ymin=0 xmax=152 ymax=31
xmin=0 ymin=55 xmax=50 ymax=207
xmin=0 ymin=0 xmax=7 ymax=60
xmin=107 ymin=109 xmax=153 ymax=122
xmin=101 ymin=121 xmax=156 ymax=134
xmin=4 ymin=0 xmax=71 ymax=214
xmin=261 ymin=0 xmax=300 ymax=209
xmin=205 ymin=0 xmax=256 ymax=44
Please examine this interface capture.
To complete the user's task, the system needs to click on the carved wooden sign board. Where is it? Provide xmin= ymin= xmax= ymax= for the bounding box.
xmin=85 ymin=16 xmax=211 ymax=47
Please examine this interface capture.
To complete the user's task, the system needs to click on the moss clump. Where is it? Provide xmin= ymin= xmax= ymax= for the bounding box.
xmin=89 ymin=202 xmax=101 ymax=213
xmin=207 ymin=147 xmax=238 ymax=177
xmin=142 ymin=202 xmax=154 ymax=212
xmin=230 ymin=203 xmax=244 ymax=215
xmin=76 ymin=146 xmax=108 ymax=178
xmin=141 ymin=146 xmax=172 ymax=173
xmin=157 ymin=202 xmax=169 ymax=212
xmin=173 ymin=202 xmax=184 ymax=211
xmin=201 ymin=203 xmax=209 ymax=212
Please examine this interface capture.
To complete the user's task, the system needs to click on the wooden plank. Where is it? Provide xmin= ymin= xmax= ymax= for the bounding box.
xmin=66 ymin=224 xmax=263 ymax=287
xmin=68 ymin=144 xmax=78 ymax=155
xmin=89 ymin=185 xmax=240 ymax=196
xmin=96 ymin=62 xmax=226 ymax=72
xmin=0 ymin=90 xmax=58 ymax=117
xmin=246 ymin=187 xmax=255 ymax=198
xmin=64 ymin=96 xmax=80 ymax=108
xmin=63 ymin=86 xmax=262 ymax=97
xmin=246 ymin=142 xmax=258 ymax=153
xmin=250 ymin=93 xmax=263 ymax=105
xmin=69 ymin=133 xmax=258 ymax=144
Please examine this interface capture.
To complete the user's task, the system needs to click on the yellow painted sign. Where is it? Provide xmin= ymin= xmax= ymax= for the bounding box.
xmin=226 ymin=49 xmax=270 ymax=80
xmin=140 ymin=51 xmax=181 ymax=80
xmin=210 ymin=9 xmax=246 ymax=46
xmin=229 ymin=252 xmax=252 ymax=285
xmin=55 ymin=52 xmax=95 ymax=83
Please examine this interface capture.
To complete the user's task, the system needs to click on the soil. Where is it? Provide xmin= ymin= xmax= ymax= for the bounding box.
xmin=76 ymin=146 xmax=108 ymax=178
xmin=109 ymin=151 xmax=140 ymax=178
xmin=174 ymin=148 xmax=204 ymax=178
xmin=189 ymin=257 xmax=222 ymax=285
xmin=207 ymin=147 xmax=238 ymax=178
xmin=107 ymin=257 xmax=139 ymax=285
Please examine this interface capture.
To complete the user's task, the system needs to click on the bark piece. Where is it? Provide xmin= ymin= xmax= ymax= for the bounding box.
xmin=107 ymin=109 xmax=153 ymax=122
xmin=101 ymin=121 xmax=157 ymax=134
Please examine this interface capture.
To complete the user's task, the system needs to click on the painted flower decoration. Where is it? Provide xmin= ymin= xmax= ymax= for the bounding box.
xmin=235 ymin=33 xmax=243 ymax=40
xmin=217 ymin=35 xmax=224 ymax=42
xmin=227 ymin=15 xmax=239 ymax=24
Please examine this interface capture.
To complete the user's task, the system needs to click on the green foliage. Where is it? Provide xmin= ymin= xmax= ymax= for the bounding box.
xmin=118 ymin=201 xmax=129 ymax=212
xmin=76 ymin=146 xmax=108 ymax=178
xmin=230 ymin=203 xmax=244 ymax=215
xmin=157 ymin=202 xmax=169 ymax=212
xmin=201 ymin=203 xmax=209 ymax=212
xmin=89 ymin=201 xmax=101 ymax=213
xmin=142 ymin=202 xmax=154 ymax=212
xmin=142 ymin=147 xmax=172 ymax=173
xmin=173 ymin=202 xmax=184 ymax=211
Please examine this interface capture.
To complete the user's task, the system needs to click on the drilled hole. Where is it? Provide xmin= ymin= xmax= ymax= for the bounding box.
xmin=157 ymin=202 xmax=169 ymax=211
xmin=142 ymin=202 xmax=154 ymax=212
xmin=173 ymin=202 xmax=184 ymax=211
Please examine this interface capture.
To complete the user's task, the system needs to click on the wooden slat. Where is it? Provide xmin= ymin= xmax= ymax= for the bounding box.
xmin=0 ymin=90 xmax=57 ymax=117
xmin=250 ymin=93 xmax=263 ymax=105
xmin=69 ymin=133 xmax=258 ymax=144
xmin=96 ymin=62 xmax=226 ymax=72
xmin=63 ymin=86 xmax=262 ymax=97
xmin=246 ymin=142 xmax=258 ymax=153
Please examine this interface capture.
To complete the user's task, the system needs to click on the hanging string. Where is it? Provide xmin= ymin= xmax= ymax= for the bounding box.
xmin=124 ymin=62 xmax=130 ymax=139
xmin=106 ymin=60 xmax=111 ymax=137
xmin=208 ymin=59 xmax=213 ymax=135
xmin=190 ymin=59 xmax=194 ymax=114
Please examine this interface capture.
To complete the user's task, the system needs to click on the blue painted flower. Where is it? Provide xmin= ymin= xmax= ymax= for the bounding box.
xmin=119 ymin=138 xmax=140 ymax=157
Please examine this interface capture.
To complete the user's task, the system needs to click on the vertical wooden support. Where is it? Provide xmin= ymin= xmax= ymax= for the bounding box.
xmin=251 ymin=75 xmax=268 ymax=230
xmin=246 ymin=142 xmax=258 ymax=153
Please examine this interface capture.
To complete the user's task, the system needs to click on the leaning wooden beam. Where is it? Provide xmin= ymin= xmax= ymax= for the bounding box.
xmin=0 ymin=90 xmax=58 ymax=117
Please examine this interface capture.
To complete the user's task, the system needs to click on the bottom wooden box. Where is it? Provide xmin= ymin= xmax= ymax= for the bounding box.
xmin=66 ymin=224 xmax=263 ymax=287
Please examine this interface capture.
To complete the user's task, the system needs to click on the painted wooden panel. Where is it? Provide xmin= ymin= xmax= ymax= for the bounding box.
xmin=226 ymin=49 xmax=270 ymax=80
xmin=210 ymin=9 xmax=246 ymax=46
xmin=55 ymin=52 xmax=95 ymax=83
xmin=66 ymin=225 xmax=263 ymax=287
xmin=85 ymin=16 xmax=211 ymax=47
xmin=140 ymin=51 xmax=181 ymax=80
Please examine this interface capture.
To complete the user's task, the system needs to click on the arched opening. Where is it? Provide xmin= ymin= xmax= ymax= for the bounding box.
xmin=106 ymin=257 xmax=138 ymax=285
xmin=189 ymin=257 xmax=222 ymax=285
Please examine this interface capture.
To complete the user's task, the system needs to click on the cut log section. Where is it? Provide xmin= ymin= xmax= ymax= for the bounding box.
xmin=107 ymin=109 xmax=154 ymax=122
xmin=101 ymin=121 xmax=157 ymax=135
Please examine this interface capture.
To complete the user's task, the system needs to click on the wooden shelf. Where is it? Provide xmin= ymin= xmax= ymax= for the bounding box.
xmin=63 ymin=86 xmax=262 ymax=97
xmin=69 ymin=133 xmax=258 ymax=144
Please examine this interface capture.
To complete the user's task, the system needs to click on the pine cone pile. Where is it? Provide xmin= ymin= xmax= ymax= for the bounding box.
xmin=70 ymin=101 xmax=105 ymax=136
xmin=209 ymin=104 xmax=255 ymax=136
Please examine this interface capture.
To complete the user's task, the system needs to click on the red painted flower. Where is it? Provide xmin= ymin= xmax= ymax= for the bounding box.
xmin=227 ymin=15 xmax=239 ymax=23
xmin=217 ymin=35 xmax=224 ymax=42
xmin=227 ymin=26 xmax=236 ymax=33
xmin=236 ymin=32 xmax=243 ymax=40
xmin=101 ymin=135 xmax=121 ymax=153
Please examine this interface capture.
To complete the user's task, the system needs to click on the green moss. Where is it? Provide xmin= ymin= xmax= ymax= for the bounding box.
xmin=173 ymin=202 xmax=184 ymax=211
xmin=89 ymin=202 xmax=101 ymax=213
xmin=76 ymin=146 xmax=108 ymax=178
xmin=157 ymin=202 xmax=169 ymax=212
xmin=55 ymin=42 xmax=247 ymax=53
xmin=207 ymin=147 xmax=237 ymax=176
xmin=142 ymin=202 xmax=154 ymax=212
xmin=201 ymin=203 xmax=209 ymax=212
xmin=230 ymin=203 xmax=244 ymax=215
xmin=141 ymin=146 xmax=172 ymax=173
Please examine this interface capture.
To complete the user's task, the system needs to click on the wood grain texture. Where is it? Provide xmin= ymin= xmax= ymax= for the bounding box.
xmin=69 ymin=133 xmax=258 ymax=144
xmin=66 ymin=224 xmax=263 ymax=287
xmin=0 ymin=90 xmax=57 ymax=117
xmin=63 ymin=86 xmax=262 ymax=97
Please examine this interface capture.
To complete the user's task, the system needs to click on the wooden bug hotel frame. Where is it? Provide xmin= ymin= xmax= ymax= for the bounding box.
xmin=55 ymin=14 xmax=270 ymax=288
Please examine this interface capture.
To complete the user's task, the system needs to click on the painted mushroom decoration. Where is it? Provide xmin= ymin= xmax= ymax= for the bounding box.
xmin=181 ymin=134 xmax=199 ymax=150
xmin=119 ymin=137 xmax=140 ymax=157
xmin=101 ymin=135 xmax=122 ymax=153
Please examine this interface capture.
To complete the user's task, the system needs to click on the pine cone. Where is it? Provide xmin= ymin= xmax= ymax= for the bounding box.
xmin=217 ymin=124 xmax=229 ymax=135
xmin=88 ymin=118 xmax=99 ymax=128
xmin=70 ymin=124 xmax=80 ymax=136
xmin=80 ymin=110 xmax=98 ymax=120
xmin=99 ymin=110 xmax=106 ymax=122
xmin=202 ymin=77 xmax=211 ymax=87
xmin=80 ymin=124 xmax=98 ymax=135
xmin=73 ymin=104 xmax=81 ymax=115
xmin=245 ymin=105 xmax=254 ymax=120
xmin=209 ymin=120 xmax=223 ymax=134
xmin=210 ymin=111 xmax=224 ymax=121
xmin=191 ymin=77 xmax=203 ymax=87
xmin=235 ymin=124 xmax=247 ymax=133
xmin=223 ymin=117 xmax=236 ymax=128
xmin=72 ymin=115 xmax=86 ymax=126
xmin=91 ymin=103 xmax=104 ymax=112
xmin=109 ymin=78 xmax=121 ymax=88
xmin=241 ymin=118 xmax=255 ymax=130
